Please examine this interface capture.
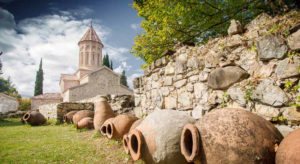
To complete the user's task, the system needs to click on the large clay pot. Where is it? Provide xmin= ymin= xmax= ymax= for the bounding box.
xmin=63 ymin=111 xmax=78 ymax=123
xmin=276 ymin=128 xmax=300 ymax=164
xmin=100 ymin=117 xmax=114 ymax=136
xmin=23 ymin=111 xmax=46 ymax=126
xmin=128 ymin=110 xmax=195 ymax=164
xmin=180 ymin=108 xmax=283 ymax=164
xmin=123 ymin=119 xmax=144 ymax=154
xmin=93 ymin=99 xmax=115 ymax=133
xmin=72 ymin=110 xmax=94 ymax=124
xmin=107 ymin=114 xmax=138 ymax=139
xmin=76 ymin=117 xmax=94 ymax=129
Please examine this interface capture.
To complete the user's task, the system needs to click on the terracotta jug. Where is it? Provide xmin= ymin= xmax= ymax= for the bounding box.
xmin=276 ymin=128 xmax=300 ymax=164
xmin=76 ymin=117 xmax=94 ymax=129
xmin=123 ymin=118 xmax=144 ymax=154
xmin=100 ymin=117 xmax=114 ymax=136
xmin=23 ymin=111 xmax=46 ymax=126
xmin=93 ymin=99 xmax=115 ymax=133
xmin=63 ymin=111 xmax=78 ymax=123
xmin=106 ymin=114 xmax=138 ymax=139
xmin=128 ymin=110 xmax=195 ymax=164
xmin=72 ymin=110 xmax=94 ymax=124
xmin=180 ymin=108 xmax=283 ymax=164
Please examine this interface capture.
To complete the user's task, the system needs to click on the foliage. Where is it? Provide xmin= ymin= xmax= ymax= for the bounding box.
xmin=0 ymin=118 xmax=137 ymax=163
xmin=0 ymin=76 xmax=21 ymax=99
xmin=120 ymin=70 xmax=128 ymax=87
xmin=18 ymin=98 xmax=31 ymax=111
xmin=34 ymin=59 xmax=43 ymax=96
xmin=102 ymin=53 xmax=113 ymax=70
xmin=131 ymin=0 xmax=299 ymax=67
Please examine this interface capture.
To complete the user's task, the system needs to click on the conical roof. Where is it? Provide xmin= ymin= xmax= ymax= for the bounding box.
xmin=79 ymin=26 xmax=103 ymax=46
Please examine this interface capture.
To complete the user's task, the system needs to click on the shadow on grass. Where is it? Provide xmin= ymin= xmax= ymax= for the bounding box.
xmin=0 ymin=119 xmax=24 ymax=127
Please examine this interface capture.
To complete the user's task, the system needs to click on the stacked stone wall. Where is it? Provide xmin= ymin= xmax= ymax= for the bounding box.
xmin=133 ymin=11 xmax=300 ymax=132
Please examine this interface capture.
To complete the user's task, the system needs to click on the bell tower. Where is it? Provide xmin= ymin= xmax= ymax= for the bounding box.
xmin=78 ymin=25 xmax=103 ymax=70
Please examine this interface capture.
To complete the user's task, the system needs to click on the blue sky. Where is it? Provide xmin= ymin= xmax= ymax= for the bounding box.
xmin=0 ymin=0 xmax=145 ymax=97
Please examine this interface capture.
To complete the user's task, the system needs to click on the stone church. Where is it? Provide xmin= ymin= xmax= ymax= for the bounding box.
xmin=59 ymin=26 xmax=133 ymax=102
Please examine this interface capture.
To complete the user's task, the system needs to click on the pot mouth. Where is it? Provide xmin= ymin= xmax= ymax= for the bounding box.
xmin=123 ymin=134 xmax=130 ymax=154
xmin=63 ymin=115 xmax=67 ymax=123
xmin=100 ymin=124 xmax=107 ymax=136
xmin=129 ymin=129 xmax=143 ymax=161
xmin=23 ymin=113 xmax=31 ymax=121
xmin=106 ymin=122 xmax=114 ymax=139
xmin=180 ymin=123 xmax=200 ymax=162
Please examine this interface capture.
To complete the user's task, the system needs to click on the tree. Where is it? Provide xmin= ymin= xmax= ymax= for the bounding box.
xmin=120 ymin=70 xmax=128 ymax=87
xmin=110 ymin=60 xmax=113 ymax=70
xmin=0 ymin=76 xmax=21 ymax=98
xmin=34 ymin=58 xmax=43 ymax=96
xmin=102 ymin=53 xmax=113 ymax=70
xmin=131 ymin=0 xmax=299 ymax=67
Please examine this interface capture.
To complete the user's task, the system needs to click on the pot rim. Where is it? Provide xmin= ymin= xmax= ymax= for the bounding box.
xmin=106 ymin=122 xmax=115 ymax=139
xmin=23 ymin=113 xmax=31 ymax=121
xmin=129 ymin=129 xmax=143 ymax=161
xmin=180 ymin=123 xmax=200 ymax=162
xmin=123 ymin=134 xmax=130 ymax=154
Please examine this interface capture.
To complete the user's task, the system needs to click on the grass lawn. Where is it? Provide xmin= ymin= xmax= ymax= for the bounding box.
xmin=0 ymin=119 xmax=142 ymax=164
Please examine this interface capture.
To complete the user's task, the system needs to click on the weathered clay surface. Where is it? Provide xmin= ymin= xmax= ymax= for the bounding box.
xmin=93 ymin=99 xmax=115 ymax=133
xmin=72 ymin=110 xmax=94 ymax=124
xmin=23 ymin=111 xmax=46 ymax=126
xmin=123 ymin=119 xmax=144 ymax=154
xmin=106 ymin=114 xmax=137 ymax=139
xmin=256 ymin=34 xmax=287 ymax=61
xmin=276 ymin=128 xmax=300 ymax=164
xmin=128 ymin=110 xmax=195 ymax=164
xmin=63 ymin=111 xmax=78 ymax=123
xmin=207 ymin=66 xmax=249 ymax=90
xmin=180 ymin=108 xmax=283 ymax=164
xmin=76 ymin=117 xmax=94 ymax=129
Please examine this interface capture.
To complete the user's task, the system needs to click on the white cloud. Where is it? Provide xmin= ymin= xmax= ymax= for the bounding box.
xmin=0 ymin=7 xmax=131 ymax=97
xmin=130 ymin=23 xmax=140 ymax=31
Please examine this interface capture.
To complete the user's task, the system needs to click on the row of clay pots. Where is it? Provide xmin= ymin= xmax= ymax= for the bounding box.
xmin=22 ymin=111 xmax=46 ymax=126
xmin=123 ymin=108 xmax=292 ymax=164
xmin=63 ymin=110 xmax=94 ymax=129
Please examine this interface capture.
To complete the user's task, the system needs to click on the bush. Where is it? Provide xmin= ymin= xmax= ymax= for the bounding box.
xmin=18 ymin=98 xmax=31 ymax=111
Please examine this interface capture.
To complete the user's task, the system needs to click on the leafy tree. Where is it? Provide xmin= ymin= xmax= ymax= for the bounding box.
xmin=120 ymin=70 xmax=128 ymax=87
xmin=131 ymin=0 xmax=299 ymax=67
xmin=102 ymin=53 xmax=113 ymax=70
xmin=0 ymin=76 xmax=21 ymax=98
xmin=110 ymin=60 xmax=113 ymax=70
xmin=18 ymin=98 xmax=31 ymax=111
xmin=34 ymin=58 xmax=43 ymax=96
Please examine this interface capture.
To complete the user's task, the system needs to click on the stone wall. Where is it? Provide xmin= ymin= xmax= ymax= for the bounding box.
xmin=38 ymin=94 xmax=134 ymax=120
xmin=133 ymin=11 xmax=300 ymax=131
xmin=0 ymin=93 xmax=19 ymax=114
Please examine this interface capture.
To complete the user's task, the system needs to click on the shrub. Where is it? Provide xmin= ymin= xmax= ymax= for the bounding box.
xmin=18 ymin=98 xmax=31 ymax=111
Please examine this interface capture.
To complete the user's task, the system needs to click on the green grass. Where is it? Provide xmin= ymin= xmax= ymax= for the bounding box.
xmin=0 ymin=119 xmax=142 ymax=164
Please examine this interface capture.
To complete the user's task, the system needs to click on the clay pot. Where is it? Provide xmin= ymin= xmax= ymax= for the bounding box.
xmin=180 ymin=108 xmax=283 ymax=164
xmin=72 ymin=110 xmax=94 ymax=124
xmin=23 ymin=111 xmax=46 ymax=126
xmin=128 ymin=110 xmax=195 ymax=164
xmin=276 ymin=128 xmax=300 ymax=164
xmin=76 ymin=117 xmax=94 ymax=129
xmin=93 ymin=99 xmax=115 ymax=133
xmin=123 ymin=119 xmax=144 ymax=154
xmin=63 ymin=111 xmax=78 ymax=123
xmin=100 ymin=117 xmax=114 ymax=136
xmin=107 ymin=114 xmax=138 ymax=139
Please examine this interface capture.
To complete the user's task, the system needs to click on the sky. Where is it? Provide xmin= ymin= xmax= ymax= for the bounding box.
xmin=0 ymin=0 xmax=145 ymax=97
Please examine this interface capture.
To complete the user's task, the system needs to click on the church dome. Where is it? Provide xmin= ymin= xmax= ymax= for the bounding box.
xmin=78 ymin=26 xmax=103 ymax=46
